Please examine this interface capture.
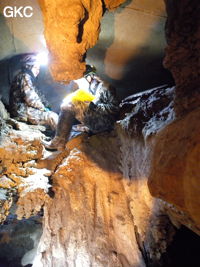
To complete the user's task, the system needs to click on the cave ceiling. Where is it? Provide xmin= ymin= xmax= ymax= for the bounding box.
xmin=0 ymin=0 xmax=173 ymax=98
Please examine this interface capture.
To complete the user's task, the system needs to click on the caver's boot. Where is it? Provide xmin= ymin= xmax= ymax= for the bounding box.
xmin=72 ymin=124 xmax=90 ymax=133
xmin=42 ymin=136 xmax=66 ymax=151
xmin=42 ymin=109 xmax=75 ymax=151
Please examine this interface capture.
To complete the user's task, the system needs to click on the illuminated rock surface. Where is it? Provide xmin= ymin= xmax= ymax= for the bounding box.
xmin=147 ymin=0 xmax=200 ymax=236
xmin=38 ymin=0 xmax=127 ymax=82
xmin=1 ymin=81 xmax=200 ymax=266
xmin=0 ymin=0 xmax=199 ymax=265
xmin=148 ymin=107 xmax=200 ymax=235
xmin=0 ymin=116 xmax=50 ymax=222
xmin=32 ymin=97 xmax=176 ymax=266
xmin=0 ymin=0 xmax=171 ymax=100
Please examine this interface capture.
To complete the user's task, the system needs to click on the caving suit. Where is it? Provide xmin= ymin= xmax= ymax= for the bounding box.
xmin=9 ymin=69 xmax=58 ymax=130
xmin=52 ymin=77 xmax=119 ymax=147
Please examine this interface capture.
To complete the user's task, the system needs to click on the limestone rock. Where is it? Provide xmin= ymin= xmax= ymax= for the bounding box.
xmin=120 ymin=86 xmax=200 ymax=236
xmin=38 ymin=0 xmax=126 ymax=82
xmin=0 ymin=120 xmax=50 ymax=223
xmin=148 ymin=107 xmax=200 ymax=235
xmin=33 ymin=119 xmax=176 ymax=266
xmin=33 ymin=134 xmax=147 ymax=267
xmin=0 ymin=100 xmax=9 ymax=120
xmin=120 ymin=85 xmax=175 ymax=138
xmin=0 ymin=85 xmax=199 ymax=266
xmin=104 ymin=0 xmax=126 ymax=10
xmin=0 ymin=188 xmax=13 ymax=223
xmin=0 ymin=119 xmax=54 ymax=265
xmin=163 ymin=0 xmax=200 ymax=116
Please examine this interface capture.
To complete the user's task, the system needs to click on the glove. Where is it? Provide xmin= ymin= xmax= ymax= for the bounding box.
xmin=89 ymin=102 xmax=96 ymax=111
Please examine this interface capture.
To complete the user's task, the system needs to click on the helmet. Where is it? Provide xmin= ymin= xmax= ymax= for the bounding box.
xmin=84 ymin=64 xmax=96 ymax=77
xmin=21 ymin=53 xmax=38 ymax=67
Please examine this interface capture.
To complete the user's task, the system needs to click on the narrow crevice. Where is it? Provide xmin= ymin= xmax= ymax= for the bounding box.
xmin=77 ymin=8 xmax=89 ymax=43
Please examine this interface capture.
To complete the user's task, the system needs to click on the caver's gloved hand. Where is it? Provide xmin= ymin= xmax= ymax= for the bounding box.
xmin=88 ymin=101 xmax=96 ymax=111
xmin=44 ymin=106 xmax=51 ymax=112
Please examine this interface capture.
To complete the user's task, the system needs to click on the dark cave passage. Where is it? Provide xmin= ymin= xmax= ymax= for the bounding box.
xmin=161 ymin=226 xmax=200 ymax=267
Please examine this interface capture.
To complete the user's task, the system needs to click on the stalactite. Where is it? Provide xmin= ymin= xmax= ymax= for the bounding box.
xmin=38 ymin=0 xmax=126 ymax=83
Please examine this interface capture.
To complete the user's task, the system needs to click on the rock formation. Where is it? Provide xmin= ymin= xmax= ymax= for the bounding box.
xmin=148 ymin=107 xmax=200 ymax=235
xmin=163 ymin=0 xmax=200 ymax=116
xmin=0 ymin=116 xmax=50 ymax=222
xmin=1 ymin=81 xmax=199 ymax=266
xmin=148 ymin=0 xmax=200 ymax=236
xmin=0 ymin=0 xmax=200 ymax=266
xmin=38 ymin=0 xmax=126 ymax=82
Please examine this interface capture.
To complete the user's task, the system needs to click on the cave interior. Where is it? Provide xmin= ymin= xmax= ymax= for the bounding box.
xmin=0 ymin=0 xmax=200 ymax=267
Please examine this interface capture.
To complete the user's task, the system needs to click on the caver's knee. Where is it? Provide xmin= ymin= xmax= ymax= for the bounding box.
xmin=48 ymin=111 xmax=58 ymax=121
xmin=27 ymin=108 xmax=43 ymax=125
xmin=45 ymin=111 xmax=58 ymax=130
xmin=60 ymin=101 xmax=73 ymax=112
xmin=27 ymin=108 xmax=58 ymax=130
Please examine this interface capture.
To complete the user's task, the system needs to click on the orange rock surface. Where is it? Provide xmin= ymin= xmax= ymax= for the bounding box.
xmin=1 ymin=86 xmax=200 ymax=265
xmin=163 ymin=0 xmax=200 ymax=116
xmin=148 ymin=107 xmax=200 ymax=231
xmin=33 ymin=132 xmax=174 ymax=266
xmin=38 ymin=0 xmax=126 ymax=82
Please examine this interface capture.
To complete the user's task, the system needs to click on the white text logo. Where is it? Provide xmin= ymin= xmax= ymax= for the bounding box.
xmin=3 ymin=6 xmax=33 ymax=18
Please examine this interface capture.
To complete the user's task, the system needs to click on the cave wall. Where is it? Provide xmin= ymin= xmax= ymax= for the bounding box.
xmin=39 ymin=0 xmax=174 ymax=95
xmin=148 ymin=0 xmax=200 ymax=235
xmin=148 ymin=107 xmax=200 ymax=233
xmin=0 ymin=0 xmax=72 ymax=111
xmin=0 ymin=0 xmax=46 ymax=59
xmin=1 ymin=83 xmax=200 ymax=266
xmin=0 ymin=0 xmax=173 ymax=105
xmin=87 ymin=0 xmax=174 ymax=98
xmin=0 ymin=0 xmax=200 ymax=265
xmin=163 ymin=0 xmax=200 ymax=116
